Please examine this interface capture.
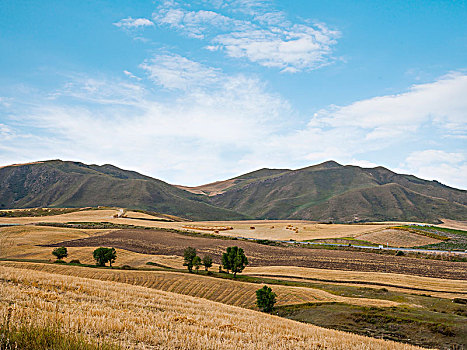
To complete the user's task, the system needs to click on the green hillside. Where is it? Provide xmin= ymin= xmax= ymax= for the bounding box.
xmin=208 ymin=161 xmax=467 ymax=223
xmin=0 ymin=160 xmax=248 ymax=221
xmin=1 ymin=160 xmax=466 ymax=223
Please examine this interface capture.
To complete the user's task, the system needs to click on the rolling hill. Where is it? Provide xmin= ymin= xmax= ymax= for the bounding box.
xmin=0 ymin=160 xmax=248 ymax=221
xmin=1 ymin=160 xmax=466 ymax=223
xmin=206 ymin=161 xmax=467 ymax=223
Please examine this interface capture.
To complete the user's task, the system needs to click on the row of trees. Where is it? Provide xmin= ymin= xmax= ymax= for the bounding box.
xmin=183 ymin=247 xmax=212 ymax=273
xmin=52 ymin=246 xmax=117 ymax=267
xmin=183 ymin=246 xmax=275 ymax=312
xmin=183 ymin=246 xmax=248 ymax=277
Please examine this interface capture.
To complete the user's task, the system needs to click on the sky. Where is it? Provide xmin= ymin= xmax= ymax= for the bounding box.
xmin=0 ymin=0 xmax=466 ymax=188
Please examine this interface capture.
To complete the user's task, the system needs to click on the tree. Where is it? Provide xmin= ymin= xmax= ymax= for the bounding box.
xmin=105 ymin=247 xmax=117 ymax=267
xmin=202 ymin=255 xmax=213 ymax=271
xmin=193 ymin=256 xmax=202 ymax=273
xmin=221 ymin=251 xmax=231 ymax=273
xmin=52 ymin=247 xmax=68 ymax=260
xmin=256 ymin=285 xmax=276 ymax=313
xmin=93 ymin=247 xmax=117 ymax=267
xmin=183 ymin=247 xmax=197 ymax=272
xmin=222 ymin=246 xmax=248 ymax=277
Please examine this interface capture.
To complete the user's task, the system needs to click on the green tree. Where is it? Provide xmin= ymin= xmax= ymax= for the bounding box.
xmin=222 ymin=246 xmax=248 ymax=277
xmin=202 ymin=255 xmax=213 ymax=271
xmin=193 ymin=256 xmax=202 ymax=273
xmin=105 ymin=247 xmax=117 ymax=267
xmin=221 ymin=251 xmax=231 ymax=273
xmin=93 ymin=247 xmax=117 ymax=267
xmin=183 ymin=247 xmax=197 ymax=272
xmin=52 ymin=247 xmax=68 ymax=260
xmin=256 ymin=285 xmax=276 ymax=313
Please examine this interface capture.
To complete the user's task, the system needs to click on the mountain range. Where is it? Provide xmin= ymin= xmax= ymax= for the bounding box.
xmin=1 ymin=160 xmax=466 ymax=223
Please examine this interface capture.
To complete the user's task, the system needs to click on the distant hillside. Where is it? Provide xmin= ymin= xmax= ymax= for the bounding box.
xmin=206 ymin=161 xmax=467 ymax=223
xmin=0 ymin=160 xmax=248 ymax=221
xmin=1 ymin=160 xmax=466 ymax=223
xmin=175 ymin=167 xmax=291 ymax=196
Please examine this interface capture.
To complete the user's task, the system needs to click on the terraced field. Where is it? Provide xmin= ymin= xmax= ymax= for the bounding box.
xmin=245 ymin=266 xmax=467 ymax=299
xmin=0 ymin=265 xmax=422 ymax=350
xmin=0 ymin=261 xmax=399 ymax=309
xmin=54 ymin=228 xmax=467 ymax=279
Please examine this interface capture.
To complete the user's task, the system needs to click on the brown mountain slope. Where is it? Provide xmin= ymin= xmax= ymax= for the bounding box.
xmin=208 ymin=161 xmax=467 ymax=223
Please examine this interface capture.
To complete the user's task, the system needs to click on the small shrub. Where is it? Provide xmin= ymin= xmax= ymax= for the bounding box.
xmin=395 ymin=250 xmax=404 ymax=256
xmin=121 ymin=265 xmax=132 ymax=270
xmin=69 ymin=259 xmax=81 ymax=264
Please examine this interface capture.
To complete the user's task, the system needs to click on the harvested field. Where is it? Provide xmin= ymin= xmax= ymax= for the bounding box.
xmin=439 ymin=219 xmax=467 ymax=231
xmin=0 ymin=265 xmax=422 ymax=350
xmin=52 ymin=228 xmax=467 ymax=280
xmin=245 ymin=266 xmax=467 ymax=299
xmin=355 ymin=229 xmax=442 ymax=247
xmin=183 ymin=222 xmax=392 ymax=241
xmin=0 ymin=225 xmax=183 ymax=268
xmin=0 ymin=209 xmax=120 ymax=224
xmin=0 ymin=261 xmax=400 ymax=308
xmin=0 ymin=210 xmax=398 ymax=241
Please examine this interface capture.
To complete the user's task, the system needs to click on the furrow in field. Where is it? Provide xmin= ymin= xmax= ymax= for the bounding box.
xmin=0 ymin=261 xmax=400 ymax=308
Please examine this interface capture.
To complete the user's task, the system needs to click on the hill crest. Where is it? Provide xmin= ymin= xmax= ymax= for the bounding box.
xmin=1 ymin=159 xmax=465 ymax=223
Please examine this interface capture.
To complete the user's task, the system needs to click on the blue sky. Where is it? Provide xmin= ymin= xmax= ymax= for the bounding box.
xmin=0 ymin=0 xmax=466 ymax=188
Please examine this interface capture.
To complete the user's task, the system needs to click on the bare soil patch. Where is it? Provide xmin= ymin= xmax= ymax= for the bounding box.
xmin=49 ymin=228 xmax=467 ymax=280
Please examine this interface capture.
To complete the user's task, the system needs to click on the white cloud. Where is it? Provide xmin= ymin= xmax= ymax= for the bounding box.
xmin=237 ymin=73 xmax=467 ymax=188
xmin=153 ymin=3 xmax=239 ymax=39
xmin=123 ymin=70 xmax=142 ymax=81
xmin=140 ymin=54 xmax=221 ymax=90
xmin=152 ymin=1 xmax=340 ymax=72
xmin=0 ymin=56 xmax=290 ymax=185
xmin=212 ymin=24 xmax=339 ymax=72
xmin=2 ymin=57 xmax=466 ymax=188
xmin=397 ymin=150 xmax=467 ymax=189
xmin=311 ymin=72 xmax=467 ymax=137
xmin=113 ymin=17 xmax=154 ymax=29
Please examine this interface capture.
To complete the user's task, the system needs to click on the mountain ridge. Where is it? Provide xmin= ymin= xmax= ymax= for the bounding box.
xmin=1 ymin=159 xmax=465 ymax=223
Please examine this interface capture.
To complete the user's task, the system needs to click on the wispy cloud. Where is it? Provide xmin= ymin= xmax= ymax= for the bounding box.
xmin=396 ymin=150 xmax=467 ymax=188
xmin=0 ymin=56 xmax=291 ymax=185
xmin=140 ymin=54 xmax=221 ymax=90
xmin=1 ymin=42 xmax=466 ymax=188
xmin=310 ymin=72 xmax=467 ymax=137
xmin=151 ymin=1 xmax=340 ymax=72
xmin=113 ymin=17 xmax=154 ymax=29
xmin=238 ymin=73 xmax=467 ymax=188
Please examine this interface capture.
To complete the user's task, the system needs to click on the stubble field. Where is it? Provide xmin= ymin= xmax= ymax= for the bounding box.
xmin=51 ymin=227 xmax=467 ymax=279
xmin=0 ymin=265 xmax=424 ymax=350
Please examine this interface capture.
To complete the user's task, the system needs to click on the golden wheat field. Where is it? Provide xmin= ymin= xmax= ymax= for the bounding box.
xmin=354 ymin=229 xmax=441 ymax=247
xmin=245 ymin=266 xmax=467 ymax=299
xmin=1 ymin=224 xmax=464 ymax=300
xmin=2 ymin=209 xmax=459 ymax=248
xmin=0 ymin=261 xmax=401 ymax=309
xmin=0 ymin=265 xmax=424 ymax=350
xmin=0 ymin=209 xmax=394 ymax=241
